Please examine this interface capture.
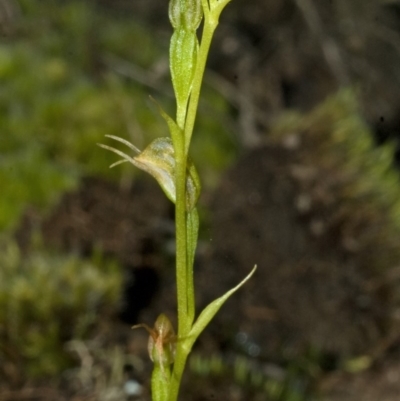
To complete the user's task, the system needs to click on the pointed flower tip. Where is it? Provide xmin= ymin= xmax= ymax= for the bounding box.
xmin=104 ymin=135 xmax=141 ymax=154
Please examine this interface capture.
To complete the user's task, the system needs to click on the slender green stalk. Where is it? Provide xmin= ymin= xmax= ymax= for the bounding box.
xmin=174 ymin=135 xmax=189 ymax=336
xmin=184 ymin=14 xmax=217 ymax=155
xmin=99 ymin=2 xmax=257 ymax=400
xmin=167 ymin=344 xmax=189 ymax=401
xmin=184 ymin=0 xmax=232 ymax=155
xmin=171 ymin=7 xmax=222 ymax=400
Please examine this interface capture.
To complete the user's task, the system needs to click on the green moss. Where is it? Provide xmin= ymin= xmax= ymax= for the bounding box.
xmin=0 ymin=238 xmax=122 ymax=378
xmin=0 ymin=0 xmax=235 ymax=230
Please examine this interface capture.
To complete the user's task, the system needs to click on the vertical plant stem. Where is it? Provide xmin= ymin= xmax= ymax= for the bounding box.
xmin=167 ymin=344 xmax=189 ymax=401
xmin=174 ymin=138 xmax=189 ymax=336
xmin=171 ymin=137 xmax=191 ymax=401
xmin=169 ymin=14 xmax=220 ymax=401
xmin=184 ymin=19 xmax=217 ymax=155
xmin=169 ymin=4 xmax=235 ymax=401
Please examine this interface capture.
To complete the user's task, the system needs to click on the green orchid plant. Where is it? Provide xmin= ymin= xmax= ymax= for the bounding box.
xmin=99 ymin=0 xmax=256 ymax=400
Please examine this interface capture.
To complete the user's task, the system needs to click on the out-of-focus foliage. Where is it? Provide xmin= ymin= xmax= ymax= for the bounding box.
xmin=189 ymin=352 xmax=317 ymax=401
xmin=203 ymin=89 xmax=400 ymax=401
xmin=271 ymin=89 xmax=400 ymax=272
xmin=0 ymin=237 xmax=122 ymax=379
xmin=0 ymin=0 xmax=236 ymax=230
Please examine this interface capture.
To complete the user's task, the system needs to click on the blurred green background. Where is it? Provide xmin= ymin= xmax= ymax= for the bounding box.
xmin=0 ymin=0 xmax=238 ymax=395
xmin=3 ymin=1 xmax=400 ymax=400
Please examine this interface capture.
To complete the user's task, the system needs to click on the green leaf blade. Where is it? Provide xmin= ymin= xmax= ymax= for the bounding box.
xmin=186 ymin=265 xmax=257 ymax=349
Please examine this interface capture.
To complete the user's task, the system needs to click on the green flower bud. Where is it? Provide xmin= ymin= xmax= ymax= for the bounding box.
xmin=148 ymin=314 xmax=176 ymax=367
xmin=170 ymin=28 xmax=198 ymax=113
xmin=169 ymin=0 xmax=203 ymax=31
xmin=169 ymin=0 xmax=182 ymax=29
xmin=183 ymin=0 xmax=203 ymax=31
xmin=132 ymin=314 xmax=176 ymax=375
